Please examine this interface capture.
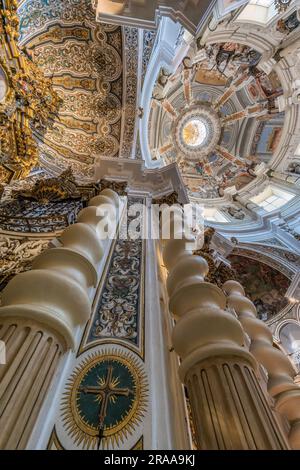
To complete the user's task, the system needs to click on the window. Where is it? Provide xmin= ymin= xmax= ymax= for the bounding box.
xmin=236 ymin=0 xmax=277 ymax=25
xmin=204 ymin=208 xmax=228 ymax=223
xmin=250 ymin=185 xmax=295 ymax=212
xmin=279 ymin=323 xmax=300 ymax=370
xmin=249 ymin=0 xmax=273 ymax=6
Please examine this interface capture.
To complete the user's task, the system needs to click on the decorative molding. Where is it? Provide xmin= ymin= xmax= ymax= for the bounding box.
xmin=141 ymin=30 xmax=156 ymax=87
xmin=120 ymin=27 xmax=139 ymax=159
xmin=80 ymin=197 xmax=145 ymax=357
xmin=94 ymin=157 xmax=190 ymax=203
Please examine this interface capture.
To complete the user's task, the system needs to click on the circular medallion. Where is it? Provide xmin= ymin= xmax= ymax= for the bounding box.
xmin=61 ymin=350 xmax=148 ymax=449
xmin=173 ymin=103 xmax=221 ymax=161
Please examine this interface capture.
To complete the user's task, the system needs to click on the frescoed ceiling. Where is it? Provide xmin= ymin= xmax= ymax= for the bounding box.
xmin=149 ymin=41 xmax=285 ymax=200
xmin=17 ymin=0 xmax=139 ymax=179
xmin=228 ymin=254 xmax=290 ymax=321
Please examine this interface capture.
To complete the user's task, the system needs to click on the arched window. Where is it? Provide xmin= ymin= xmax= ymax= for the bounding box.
xmin=250 ymin=185 xmax=295 ymax=212
xmin=279 ymin=322 xmax=300 ymax=370
xmin=203 ymin=207 xmax=229 ymax=222
xmin=236 ymin=0 xmax=277 ymax=25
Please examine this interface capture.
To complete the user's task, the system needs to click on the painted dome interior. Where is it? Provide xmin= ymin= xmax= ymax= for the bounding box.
xmin=148 ymin=42 xmax=285 ymax=201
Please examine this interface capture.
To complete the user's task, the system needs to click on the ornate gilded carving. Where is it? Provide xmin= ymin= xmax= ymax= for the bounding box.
xmin=193 ymin=227 xmax=237 ymax=287
xmin=0 ymin=0 xmax=61 ymax=183
xmin=0 ymin=235 xmax=49 ymax=294
xmin=14 ymin=168 xmax=81 ymax=203
xmin=98 ymin=179 xmax=127 ymax=196
xmin=0 ymin=169 xmax=100 ymax=232
xmin=153 ymin=191 xmax=181 ymax=206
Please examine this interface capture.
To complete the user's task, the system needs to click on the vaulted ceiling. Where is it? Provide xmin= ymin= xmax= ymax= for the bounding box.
xmin=18 ymin=0 xmax=140 ymax=180
xmin=149 ymin=41 xmax=285 ymax=200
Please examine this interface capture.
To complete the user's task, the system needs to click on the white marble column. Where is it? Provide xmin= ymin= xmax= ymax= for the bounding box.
xmin=224 ymin=280 xmax=300 ymax=450
xmin=0 ymin=189 xmax=119 ymax=449
xmin=161 ymin=209 xmax=289 ymax=449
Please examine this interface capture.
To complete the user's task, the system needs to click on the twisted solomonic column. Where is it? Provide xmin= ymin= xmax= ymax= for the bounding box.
xmin=0 ymin=189 xmax=119 ymax=449
xmin=162 ymin=210 xmax=289 ymax=449
xmin=223 ymin=280 xmax=300 ymax=450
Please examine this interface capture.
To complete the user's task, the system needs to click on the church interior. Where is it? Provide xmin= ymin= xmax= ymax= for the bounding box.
xmin=1 ymin=0 xmax=300 ymax=451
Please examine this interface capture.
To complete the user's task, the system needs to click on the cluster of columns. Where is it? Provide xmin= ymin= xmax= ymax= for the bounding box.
xmin=223 ymin=281 xmax=300 ymax=450
xmin=162 ymin=207 xmax=290 ymax=449
xmin=0 ymin=189 xmax=119 ymax=449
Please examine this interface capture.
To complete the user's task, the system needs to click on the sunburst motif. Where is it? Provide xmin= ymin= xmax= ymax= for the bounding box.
xmin=61 ymin=348 xmax=148 ymax=449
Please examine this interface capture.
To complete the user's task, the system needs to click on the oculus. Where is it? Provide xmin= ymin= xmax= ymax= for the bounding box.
xmin=173 ymin=104 xmax=221 ymax=161
xmin=182 ymin=118 xmax=207 ymax=147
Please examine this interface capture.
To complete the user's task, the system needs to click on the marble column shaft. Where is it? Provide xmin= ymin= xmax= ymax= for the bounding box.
xmin=162 ymin=210 xmax=289 ymax=449
xmin=223 ymin=280 xmax=300 ymax=450
xmin=0 ymin=189 xmax=119 ymax=449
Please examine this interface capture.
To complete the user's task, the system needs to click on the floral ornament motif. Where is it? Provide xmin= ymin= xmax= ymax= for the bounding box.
xmin=84 ymin=197 xmax=144 ymax=354
xmin=120 ymin=27 xmax=139 ymax=158
xmin=0 ymin=236 xmax=49 ymax=295
xmin=90 ymin=239 xmax=142 ymax=342
xmin=92 ymin=135 xmax=119 ymax=156
xmin=94 ymin=94 xmax=121 ymax=123
xmin=18 ymin=0 xmax=95 ymax=40
xmin=92 ymin=46 xmax=122 ymax=81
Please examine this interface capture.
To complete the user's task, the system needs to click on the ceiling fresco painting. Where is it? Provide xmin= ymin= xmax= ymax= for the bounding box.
xmin=149 ymin=41 xmax=285 ymax=200
xmin=228 ymin=254 xmax=290 ymax=321
xmin=16 ymin=0 xmax=138 ymax=176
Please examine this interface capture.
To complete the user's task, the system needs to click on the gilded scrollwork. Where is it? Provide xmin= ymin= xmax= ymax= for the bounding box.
xmin=193 ymin=227 xmax=237 ymax=287
xmin=0 ymin=235 xmax=49 ymax=295
xmin=0 ymin=0 xmax=61 ymax=183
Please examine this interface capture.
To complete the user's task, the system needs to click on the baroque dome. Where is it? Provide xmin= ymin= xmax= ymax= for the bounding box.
xmin=174 ymin=104 xmax=221 ymax=159
xmin=148 ymin=41 xmax=285 ymax=201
